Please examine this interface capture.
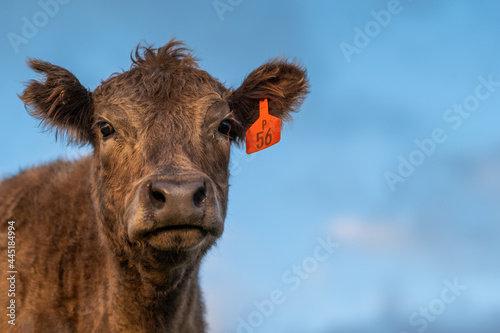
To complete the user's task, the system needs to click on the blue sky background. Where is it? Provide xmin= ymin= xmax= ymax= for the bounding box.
xmin=1 ymin=1 xmax=500 ymax=332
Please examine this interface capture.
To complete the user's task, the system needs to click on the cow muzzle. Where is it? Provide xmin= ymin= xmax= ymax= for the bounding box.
xmin=128 ymin=173 xmax=224 ymax=251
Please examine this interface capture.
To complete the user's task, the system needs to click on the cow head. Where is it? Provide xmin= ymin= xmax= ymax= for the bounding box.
xmin=19 ymin=40 xmax=308 ymax=287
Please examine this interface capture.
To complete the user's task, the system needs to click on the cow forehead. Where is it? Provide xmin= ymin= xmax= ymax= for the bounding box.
xmin=94 ymin=65 xmax=228 ymax=106
xmin=93 ymin=66 xmax=230 ymax=125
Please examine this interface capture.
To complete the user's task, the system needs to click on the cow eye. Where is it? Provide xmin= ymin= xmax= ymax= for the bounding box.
xmin=217 ymin=120 xmax=232 ymax=137
xmin=99 ymin=122 xmax=115 ymax=137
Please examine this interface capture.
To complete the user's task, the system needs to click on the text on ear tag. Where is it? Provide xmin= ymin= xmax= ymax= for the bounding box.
xmin=245 ymin=98 xmax=282 ymax=154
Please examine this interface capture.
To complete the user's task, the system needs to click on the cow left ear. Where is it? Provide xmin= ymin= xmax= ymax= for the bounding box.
xmin=228 ymin=59 xmax=309 ymax=142
xmin=19 ymin=59 xmax=94 ymax=145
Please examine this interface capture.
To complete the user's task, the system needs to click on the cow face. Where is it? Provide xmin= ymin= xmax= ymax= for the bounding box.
xmin=19 ymin=40 xmax=309 ymax=277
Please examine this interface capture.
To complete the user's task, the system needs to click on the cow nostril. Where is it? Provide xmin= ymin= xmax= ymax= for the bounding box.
xmin=150 ymin=188 xmax=166 ymax=207
xmin=193 ymin=185 xmax=207 ymax=208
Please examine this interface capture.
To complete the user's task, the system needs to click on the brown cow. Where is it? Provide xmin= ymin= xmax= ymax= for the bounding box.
xmin=0 ymin=39 xmax=308 ymax=332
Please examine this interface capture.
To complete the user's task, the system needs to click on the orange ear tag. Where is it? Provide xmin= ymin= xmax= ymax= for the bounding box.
xmin=245 ymin=98 xmax=282 ymax=154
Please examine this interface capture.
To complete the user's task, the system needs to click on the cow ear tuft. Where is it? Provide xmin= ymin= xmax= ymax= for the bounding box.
xmin=19 ymin=59 xmax=94 ymax=145
xmin=228 ymin=59 xmax=309 ymax=142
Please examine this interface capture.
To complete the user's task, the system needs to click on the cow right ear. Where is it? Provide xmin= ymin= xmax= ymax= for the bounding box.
xmin=228 ymin=59 xmax=309 ymax=143
xmin=19 ymin=59 xmax=94 ymax=145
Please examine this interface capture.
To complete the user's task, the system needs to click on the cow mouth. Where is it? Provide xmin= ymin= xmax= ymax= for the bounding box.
xmin=144 ymin=225 xmax=208 ymax=251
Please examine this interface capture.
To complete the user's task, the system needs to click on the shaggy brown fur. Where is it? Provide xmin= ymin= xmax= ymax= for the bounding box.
xmin=0 ymin=39 xmax=308 ymax=332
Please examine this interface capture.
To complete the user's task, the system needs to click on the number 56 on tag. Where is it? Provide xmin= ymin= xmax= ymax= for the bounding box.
xmin=245 ymin=99 xmax=282 ymax=154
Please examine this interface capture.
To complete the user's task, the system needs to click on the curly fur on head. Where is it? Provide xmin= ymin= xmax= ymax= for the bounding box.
xmin=131 ymin=39 xmax=199 ymax=70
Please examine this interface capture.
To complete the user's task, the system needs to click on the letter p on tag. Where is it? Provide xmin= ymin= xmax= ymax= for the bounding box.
xmin=245 ymin=99 xmax=282 ymax=154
